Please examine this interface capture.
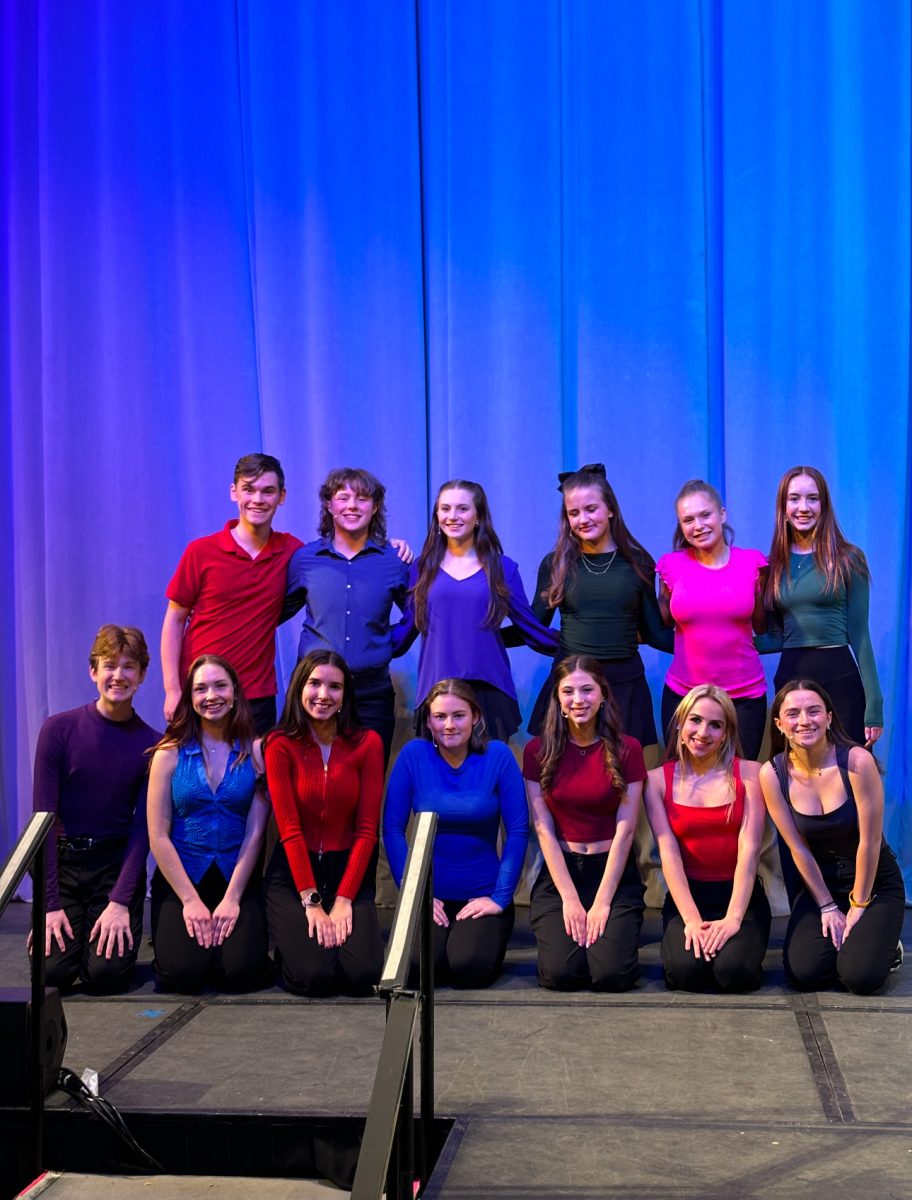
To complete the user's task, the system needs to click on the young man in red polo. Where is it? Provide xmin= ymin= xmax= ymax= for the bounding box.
xmin=161 ymin=453 xmax=302 ymax=734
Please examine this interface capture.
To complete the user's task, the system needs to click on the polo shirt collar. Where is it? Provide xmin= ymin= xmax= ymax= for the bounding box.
xmin=218 ymin=519 xmax=283 ymax=560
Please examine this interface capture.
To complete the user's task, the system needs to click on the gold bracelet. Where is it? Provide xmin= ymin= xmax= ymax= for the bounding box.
xmin=848 ymin=890 xmax=873 ymax=909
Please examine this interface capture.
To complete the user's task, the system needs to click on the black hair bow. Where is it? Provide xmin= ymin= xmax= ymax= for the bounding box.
xmin=557 ymin=462 xmax=606 ymax=490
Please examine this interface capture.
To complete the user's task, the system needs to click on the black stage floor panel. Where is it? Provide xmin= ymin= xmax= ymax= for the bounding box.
xmin=2 ymin=902 xmax=910 ymax=1199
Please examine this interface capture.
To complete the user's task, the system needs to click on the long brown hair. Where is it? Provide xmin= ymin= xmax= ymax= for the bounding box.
xmin=546 ymin=467 xmax=654 ymax=607
xmin=768 ymin=677 xmax=858 ymax=759
xmin=151 ymin=655 xmax=255 ymax=765
xmin=535 ymin=655 xmax=628 ymax=798
xmin=265 ymin=650 xmax=363 ymax=750
xmin=663 ymin=684 xmax=741 ymax=821
xmin=411 ymin=480 xmax=509 ymax=632
xmin=766 ymin=466 xmax=869 ymax=605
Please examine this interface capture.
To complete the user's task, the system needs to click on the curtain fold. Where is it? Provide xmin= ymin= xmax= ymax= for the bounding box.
xmin=3 ymin=0 xmax=910 ymax=891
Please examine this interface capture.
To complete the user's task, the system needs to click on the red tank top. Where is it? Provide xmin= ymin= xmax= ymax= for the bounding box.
xmin=662 ymin=758 xmax=745 ymax=882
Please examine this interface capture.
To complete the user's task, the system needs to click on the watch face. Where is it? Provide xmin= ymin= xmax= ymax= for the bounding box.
xmin=303 ymin=891 xmax=321 ymax=906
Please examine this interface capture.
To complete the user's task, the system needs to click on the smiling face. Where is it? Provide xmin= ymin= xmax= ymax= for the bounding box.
xmin=90 ymin=653 xmax=145 ymax=713
xmin=676 ymin=491 xmax=726 ymax=554
xmin=681 ymin=697 xmax=728 ymax=762
xmin=427 ymin=693 xmax=479 ymax=755
xmin=558 ymin=669 xmax=603 ymax=730
xmin=775 ymin=688 xmax=832 ymax=750
xmin=564 ymin=485 xmax=614 ymax=553
xmin=301 ymin=663 xmax=346 ymax=724
xmin=190 ymin=661 xmax=236 ymax=724
xmin=436 ymin=487 xmax=478 ymax=547
xmin=229 ymin=471 xmax=286 ymax=533
xmin=784 ymin=473 xmax=822 ymax=541
xmin=327 ymin=482 xmax=378 ymax=540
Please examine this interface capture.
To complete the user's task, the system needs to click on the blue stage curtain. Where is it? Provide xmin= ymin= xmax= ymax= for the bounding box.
xmin=2 ymin=1 xmax=910 ymax=895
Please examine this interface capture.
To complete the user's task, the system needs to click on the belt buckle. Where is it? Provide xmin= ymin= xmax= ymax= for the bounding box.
xmin=59 ymin=836 xmax=94 ymax=852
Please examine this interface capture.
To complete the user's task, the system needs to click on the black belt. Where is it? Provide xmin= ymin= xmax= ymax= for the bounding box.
xmin=350 ymin=666 xmax=392 ymax=689
xmin=57 ymin=834 xmax=128 ymax=854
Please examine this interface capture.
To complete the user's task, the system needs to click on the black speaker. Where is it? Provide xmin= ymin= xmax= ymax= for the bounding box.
xmin=0 ymin=987 xmax=68 ymax=1105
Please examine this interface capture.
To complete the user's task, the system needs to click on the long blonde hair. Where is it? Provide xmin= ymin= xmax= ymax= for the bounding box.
xmin=663 ymin=684 xmax=741 ymax=821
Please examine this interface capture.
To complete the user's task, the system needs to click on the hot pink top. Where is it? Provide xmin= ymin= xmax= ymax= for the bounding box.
xmin=656 ymin=546 xmax=767 ymax=699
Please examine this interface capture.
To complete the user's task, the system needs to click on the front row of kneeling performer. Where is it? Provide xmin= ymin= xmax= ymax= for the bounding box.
xmin=34 ymin=626 xmax=904 ymax=999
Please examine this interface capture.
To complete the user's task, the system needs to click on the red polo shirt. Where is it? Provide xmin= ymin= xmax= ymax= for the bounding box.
xmin=167 ymin=520 xmax=303 ymax=699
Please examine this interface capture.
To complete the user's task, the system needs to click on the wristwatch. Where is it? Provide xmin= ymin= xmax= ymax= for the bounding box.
xmin=301 ymin=890 xmax=322 ymax=908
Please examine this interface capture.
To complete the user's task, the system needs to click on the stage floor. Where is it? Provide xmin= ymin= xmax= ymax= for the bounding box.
xmin=2 ymin=901 xmax=911 ymax=1199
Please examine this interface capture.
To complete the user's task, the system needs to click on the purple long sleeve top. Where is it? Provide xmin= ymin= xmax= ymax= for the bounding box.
xmin=32 ymin=703 xmax=160 ymax=908
xmin=394 ymin=556 xmax=558 ymax=704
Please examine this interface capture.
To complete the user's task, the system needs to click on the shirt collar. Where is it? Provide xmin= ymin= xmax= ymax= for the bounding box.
xmin=217 ymin=519 xmax=282 ymax=560
xmin=313 ymin=535 xmax=384 ymax=559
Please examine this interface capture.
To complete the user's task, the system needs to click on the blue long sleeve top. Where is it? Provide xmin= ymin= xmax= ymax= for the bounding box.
xmin=383 ymin=740 xmax=529 ymax=909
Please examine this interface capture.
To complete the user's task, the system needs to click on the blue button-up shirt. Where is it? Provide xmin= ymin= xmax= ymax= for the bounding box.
xmin=283 ymin=537 xmax=410 ymax=673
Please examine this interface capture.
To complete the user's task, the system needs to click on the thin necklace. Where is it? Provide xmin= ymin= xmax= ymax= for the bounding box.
xmin=789 ymin=748 xmax=834 ymax=777
xmin=579 ymin=550 xmax=618 ymax=576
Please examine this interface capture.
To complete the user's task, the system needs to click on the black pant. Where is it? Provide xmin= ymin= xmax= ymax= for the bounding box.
xmin=249 ymin=696 xmax=278 ymax=735
xmin=661 ymin=878 xmax=771 ymax=992
xmin=352 ymin=670 xmax=396 ymax=769
xmin=150 ymin=864 xmax=270 ymax=993
xmin=774 ymin=646 xmax=867 ymax=747
xmin=45 ymin=838 xmax=144 ymax=993
xmin=530 ymin=850 xmax=645 ymax=991
xmin=265 ymin=845 xmax=384 ymax=997
xmin=783 ymin=844 xmax=905 ymax=995
xmin=662 ymin=686 xmax=767 ymax=760
xmin=425 ymin=900 xmax=515 ymax=989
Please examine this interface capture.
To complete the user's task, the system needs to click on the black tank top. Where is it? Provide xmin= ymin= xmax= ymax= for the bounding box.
xmin=772 ymin=744 xmax=860 ymax=862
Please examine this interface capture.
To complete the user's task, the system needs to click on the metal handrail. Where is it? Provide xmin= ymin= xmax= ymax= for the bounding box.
xmin=0 ymin=810 xmax=56 ymax=1181
xmin=351 ymin=810 xmax=438 ymax=1200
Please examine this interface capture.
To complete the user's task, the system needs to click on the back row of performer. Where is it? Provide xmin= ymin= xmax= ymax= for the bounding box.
xmin=161 ymin=454 xmax=883 ymax=762
xmin=31 ymin=455 xmax=900 ymax=999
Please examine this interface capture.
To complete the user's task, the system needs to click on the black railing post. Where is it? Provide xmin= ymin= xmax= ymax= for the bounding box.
xmin=419 ymin=858 xmax=434 ymax=1188
xmin=397 ymin=1046 xmax=415 ymax=1199
xmin=0 ymin=812 xmax=57 ymax=1186
xmin=30 ymin=837 xmax=48 ymax=1180
xmin=384 ymin=993 xmax=399 ymax=1200
xmin=352 ymin=812 xmax=437 ymax=1200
